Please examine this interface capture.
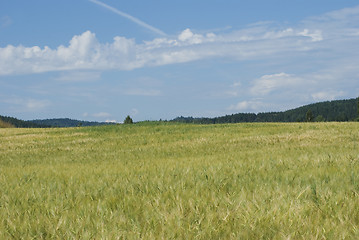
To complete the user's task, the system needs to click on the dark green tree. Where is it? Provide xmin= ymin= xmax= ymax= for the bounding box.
xmin=315 ymin=115 xmax=325 ymax=122
xmin=124 ymin=115 xmax=133 ymax=124
xmin=306 ymin=110 xmax=314 ymax=122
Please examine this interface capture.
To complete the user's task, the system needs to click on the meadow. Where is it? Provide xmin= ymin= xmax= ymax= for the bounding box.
xmin=0 ymin=122 xmax=358 ymax=239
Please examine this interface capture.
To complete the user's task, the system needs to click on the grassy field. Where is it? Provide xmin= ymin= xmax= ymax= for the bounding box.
xmin=0 ymin=122 xmax=358 ymax=239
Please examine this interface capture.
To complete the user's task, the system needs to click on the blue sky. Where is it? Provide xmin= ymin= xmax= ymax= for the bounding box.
xmin=1 ymin=1 xmax=359 ymax=122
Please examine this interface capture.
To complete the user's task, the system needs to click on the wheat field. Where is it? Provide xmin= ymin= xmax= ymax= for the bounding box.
xmin=0 ymin=122 xmax=358 ymax=239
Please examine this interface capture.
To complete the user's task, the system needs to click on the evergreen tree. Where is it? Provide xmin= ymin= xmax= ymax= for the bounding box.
xmin=124 ymin=115 xmax=133 ymax=124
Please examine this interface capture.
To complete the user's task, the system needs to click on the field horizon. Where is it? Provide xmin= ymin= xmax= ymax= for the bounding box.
xmin=1 ymin=122 xmax=358 ymax=239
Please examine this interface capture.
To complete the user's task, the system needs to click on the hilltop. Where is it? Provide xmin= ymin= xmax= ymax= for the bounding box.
xmin=31 ymin=118 xmax=116 ymax=128
xmin=173 ymin=98 xmax=359 ymax=124
xmin=0 ymin=116 xmax=115 ymax=128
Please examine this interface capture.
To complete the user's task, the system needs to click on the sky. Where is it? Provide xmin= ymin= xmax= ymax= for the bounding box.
xmin=1 ymin=0 xmax=359 ymax=122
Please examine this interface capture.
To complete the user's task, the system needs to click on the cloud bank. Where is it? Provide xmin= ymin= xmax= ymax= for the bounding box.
xmin=0 ymin=27 xmax=320 ymax=75
xmin=0 ymin=5 xmax=359 ymax=77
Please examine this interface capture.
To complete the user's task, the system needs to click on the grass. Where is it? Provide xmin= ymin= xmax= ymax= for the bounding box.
xmin=0 ymin=122 xmax=358 ymax=239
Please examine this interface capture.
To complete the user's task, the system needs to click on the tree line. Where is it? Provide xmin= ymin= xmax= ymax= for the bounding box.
xmin=0 ymin=115 xmax=48 ymax=128
xmin=173 ymin=98 xmax=359 ymax=124
xmin=1 ymin=98 xmax=358 ymax=128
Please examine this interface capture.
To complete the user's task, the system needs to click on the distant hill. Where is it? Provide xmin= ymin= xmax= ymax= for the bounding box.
xmin=0 ymin=115 xmax=116 ymax=128
xmin=1 ymin=98 xmax=358 ymax=128
xmin=31 ymin=118 xmax=116 ymax=128
xmin=0 ymin=115 xmax=48 ymax=128
xmin=173 ymin=98 xmax=359 ymax=124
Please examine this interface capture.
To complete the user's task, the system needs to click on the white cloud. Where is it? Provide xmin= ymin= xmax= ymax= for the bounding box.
xmin=319 ymin=5 xmax=359 ymax=21
xmin=298 ymin=29 xmax=323 ymax=42
xmin=250 ymin=73 xmax=302 ymax=96
xmin=228 ymin=100 xmax=263 ymax=112
xmin=0 ymin=31 xmax=137 ymax=75
xmin=178 ymin=29 xmax=194 ymax=41
xmin=0 ymin=26 xmax=325 ymax=76
xmin=178 ymin=28 xmax=204 ymax=44
xmin=0 ymin=27 xmax=323 ymax=75
xmin=0 ymin=5 xmax=358 ymax=77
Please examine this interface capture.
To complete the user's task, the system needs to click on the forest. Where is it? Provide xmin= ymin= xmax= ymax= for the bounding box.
xmin=173 ymin=98 xmax=359 ymax=124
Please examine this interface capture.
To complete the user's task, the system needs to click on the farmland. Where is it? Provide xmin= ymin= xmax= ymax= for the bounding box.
xmin=0 ymin=122 xmax=358 ymax=239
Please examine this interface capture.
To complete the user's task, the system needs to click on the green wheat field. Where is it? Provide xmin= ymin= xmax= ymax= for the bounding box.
xmin=0 ymin=122 xmax=358 ymax=239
